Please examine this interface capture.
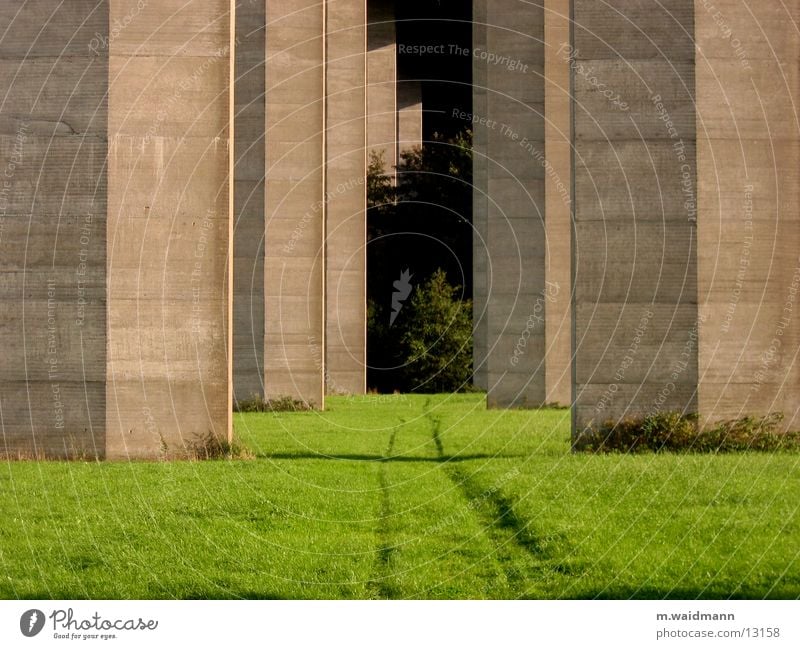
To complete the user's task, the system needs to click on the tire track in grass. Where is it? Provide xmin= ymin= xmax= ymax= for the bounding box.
xmin=369 ymin=421 xmax=403 ymax=599
xmin=425 ymin=401 xmax=523 ymax=593
xmin=423 ymin=400 xmax=569 ymax=597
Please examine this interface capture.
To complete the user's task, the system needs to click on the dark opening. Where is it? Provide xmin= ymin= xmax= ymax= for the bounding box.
xmin=366 ymin=1 xmax=474 ymax=394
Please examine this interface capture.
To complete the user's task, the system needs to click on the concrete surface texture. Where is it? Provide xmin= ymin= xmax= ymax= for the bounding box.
xmin=233 ymin=0 xmax=266 ymax=404
xmin=694 ymin=1 xmax=800 ymax=431
xmin=396 ymin=79 xmax=422 ymax=160
xmin=0 ymin=0 xmax=232 ymax=459
xmin=571 ymin=0 xmax=800 ymax=437
xmin=252 ymin=0 xmax=370 ymax=408
xmin=0 ymin=1 xmax=109 ymax=459
xmin=264 ymin=0 xmax=326 ymax=407
xmin=572 ymin=0 xmax=699 ymax=436
xmin=543 ymin=0 xmax=572 ymax=406
xmin=472 ymin=0 xmax=489 ymax=391
xmin=106 ymin=0 xmax=232 ymax=459
xmin=325 ymin=0 xmax=368 ymax=396
xmin=473 ymin=0 xmax=552 ymax=408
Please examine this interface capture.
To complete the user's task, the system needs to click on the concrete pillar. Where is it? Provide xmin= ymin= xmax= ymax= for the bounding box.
xmin=324 ymin=0 xmax=368 ymax=396
xmin=233 ymin=0 xmax=266 ymax=403
xmin=472 ymin=0 xmax=489 ymax=390
xmin=572 ymin=0 xmax=698 ymax=434
xmin=572 ymin=1 xmax=800 ymax=437
xmin=0 ymin=0 xmax=232 ymax=459
xmin=543 ymin=0 xmax=572 ymax=406
xmin=264 ymin=0 xmax=326 ymax=407
xmin=106 ymin=0 xmax=233 ymax=459
xmin=0 ymin=1 xmax=109 ymax=459
xmin=367 ymin=0 xmax=397 ymax=181
xmin=473 ymin=0 xmax=549 ymax=408
xmin=694 ymin=2 xmax=800 ymax=430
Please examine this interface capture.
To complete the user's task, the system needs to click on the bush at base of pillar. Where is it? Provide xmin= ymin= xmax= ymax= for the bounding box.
xmin=574 ymin=412 xmax=800 ymax=454
xmin=233 ymin=395 xmax=315 ymax=413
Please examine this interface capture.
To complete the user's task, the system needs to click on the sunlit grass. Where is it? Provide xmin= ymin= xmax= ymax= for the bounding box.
xmin=1 ymin=394 xmax=798 ymax=599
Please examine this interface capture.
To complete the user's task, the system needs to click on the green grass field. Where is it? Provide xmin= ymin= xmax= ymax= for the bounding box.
xmin=1 ymin=394 xmax=798 ymax=599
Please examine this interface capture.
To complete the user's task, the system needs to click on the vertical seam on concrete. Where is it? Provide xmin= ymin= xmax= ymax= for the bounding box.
xmin=227 ymin=0 xmax=236 ymax=441
xmin=321 ymin=0 xmax=328 ymax=409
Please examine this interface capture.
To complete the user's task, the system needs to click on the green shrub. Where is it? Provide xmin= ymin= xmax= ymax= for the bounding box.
xmin=704 ymin=413 xmax=800 ymax=451
xmin=234 ymin=395 xmax=314 ymax=413
xmin=395 ymin=269 xmax=474 ymax=393
xmin=366 ymin=150 xmax=396 ymax=217
xmin=577 ymin=411 xmax=800 ymax=453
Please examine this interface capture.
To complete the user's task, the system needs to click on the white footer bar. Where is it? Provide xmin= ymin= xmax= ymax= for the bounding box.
xmin=1 ymin=600 xmax=797 ymax=648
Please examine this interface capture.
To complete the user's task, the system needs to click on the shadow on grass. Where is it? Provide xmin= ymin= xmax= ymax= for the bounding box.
xmin=257 ymin=452 xmax=524 ymax=463
xmin=13 ymin=588 xmax=294 ymax=600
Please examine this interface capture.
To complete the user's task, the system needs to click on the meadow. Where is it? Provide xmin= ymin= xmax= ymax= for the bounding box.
xmin=1 ymin=394 xmax=798 ymax=599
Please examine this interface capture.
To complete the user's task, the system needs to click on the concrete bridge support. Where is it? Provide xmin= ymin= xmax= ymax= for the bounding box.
xmin=472 ymin=0 xmax=572 ymax=407
xmin=694 ymin=1 xmax=800 ymax=432
xmin=325 ymin=0 xmax=368 ymax=396
xmin=571 ymin=0 xmax=800 ymax=438
xmin=543 ymin=0 xmax=572 ymax=407
xmin=263 ymin=0 xmax=368 ymax=406
xmin=264 ymin=0 xmax=326 ymax=407
xmin=474 ymin=0 xmax=547 ymax=408
xmin=0 ymin=0 xmax=232 ymax=459
xmin=233 ymin=0 xmax=266 ymax=404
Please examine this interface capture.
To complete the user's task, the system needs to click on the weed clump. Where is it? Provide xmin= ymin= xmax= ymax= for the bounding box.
xmin=186 ymin=432 xmax=254 ymax=460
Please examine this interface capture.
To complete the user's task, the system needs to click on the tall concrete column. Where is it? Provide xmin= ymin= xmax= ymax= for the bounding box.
xmin=473 ymin=0 xmax=549 ymax=408
xmin=694 ymin=2 xmax=800 ymax=430
xmin=472 ymin=0 xmax=489 ymax=390
xmin=572 ymin=0 xmax=698 ymax=434
xmin=0 ymin=1 xmax=109 ymax=458
xmin=572 ymin=1 xmax=800 ymax=437
xmin=324 ymin=0 xmax=368 ymax=396
xmin=367 ymin=0 xmax=397 ymax=182
xmin=106 ymin=0 xmax=233 ymax=459
xmin=233 ymin=0 xmax=266 ymax=403
xmin=264 ymin=0 xmax=326 ymax=407
xmin=543 ymin=0 xmax=572 ymax=406
xmin=0 ymin=0 xmax=232 ymax=459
